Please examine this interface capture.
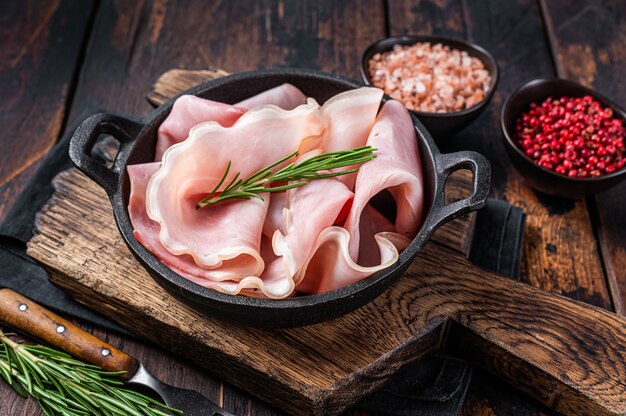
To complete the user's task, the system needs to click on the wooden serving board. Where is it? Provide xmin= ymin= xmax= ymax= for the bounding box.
xmin=27 ymin=70 xmax=626 ymax=416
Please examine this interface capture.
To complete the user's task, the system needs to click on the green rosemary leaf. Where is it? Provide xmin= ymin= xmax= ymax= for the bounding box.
xmin=261 ymin=181 xmax=309 ymax=192
xmin=0 ymin=330 xmax=181 ymax=416
xmin=120 ymin=388 xmax=183 ymax=413
xmin=43 ymin=360 xmax=83 ymax=381
xmin=39 ymin=401 xmax=55 ymax=416
xmin=197 ymin=146 xmax=377 ymax=208
xmin=205 ymin=160 xmax=232 ymax=202
xmin=93 ymin=392 xmax=146 ymax=416
xmin=10 ymin=347 xmax=32 ymax=393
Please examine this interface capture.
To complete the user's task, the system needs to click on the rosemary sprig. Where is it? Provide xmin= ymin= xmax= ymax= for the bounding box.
xmin=0 ymin=330 xmax=181 ymax=416
xmin=196 ymin=145 xmax=377 ymax=208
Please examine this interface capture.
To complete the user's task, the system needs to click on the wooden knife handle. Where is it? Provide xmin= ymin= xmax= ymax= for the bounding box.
xmin=0 ymin=288 xmax=139 ymax=378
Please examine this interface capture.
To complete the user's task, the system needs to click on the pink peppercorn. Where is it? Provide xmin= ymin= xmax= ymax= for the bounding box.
xmin=515 ymin=96 xmax=626 ymax=178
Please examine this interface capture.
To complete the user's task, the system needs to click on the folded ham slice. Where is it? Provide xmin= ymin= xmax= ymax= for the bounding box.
xmin=146 ymin=101 xmax=325 ymax=273
xmin=129 ymin=162 xmax=263 ymax=281
xmin=310 ymin=87 xmax=384 ymax=188
xmin=344 ymin=100 xmax=424 ymax=261
xmin=263 ymin=174 xmax=354 ymax=297
xmin=155 ymin=96 xmax=245 ymax=161
xmin=296 ymin=100 xmax=422 ymax=294
xmin=155 ymin=84 xmax=307 ymax=161
xmin=236 ymin=83 xmax=307 ymax=110
xmin=296 ymin=209 xmax=411 ymax=294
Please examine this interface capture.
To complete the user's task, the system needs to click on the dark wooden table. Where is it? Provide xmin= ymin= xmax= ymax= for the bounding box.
xmin=1 ymin=1 xmax=625 ymax=415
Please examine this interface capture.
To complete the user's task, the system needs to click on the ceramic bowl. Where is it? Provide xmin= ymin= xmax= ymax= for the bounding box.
xmin=360 ymin=35 xmax=499 ymax=139
xmin=501 ymin=77 xmax=626 ymax=199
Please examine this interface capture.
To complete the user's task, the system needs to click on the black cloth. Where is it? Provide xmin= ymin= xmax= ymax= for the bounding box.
xmin=0 ymin=109 xmax=131 ymax=336
xmin=357 ymin=198 xmax=525 ymax=415
xmin=0 ymin=112 xmax=525 ymax=415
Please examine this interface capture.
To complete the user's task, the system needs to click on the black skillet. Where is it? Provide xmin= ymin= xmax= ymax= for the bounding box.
xmin=69 ymin=68 xmax=490 ymax=328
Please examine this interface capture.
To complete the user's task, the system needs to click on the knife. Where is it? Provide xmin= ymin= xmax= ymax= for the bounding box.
xmin=0 ymin=288 xmax=234 ymax=416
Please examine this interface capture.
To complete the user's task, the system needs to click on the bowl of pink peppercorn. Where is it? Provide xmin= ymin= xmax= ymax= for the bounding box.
xmin=501 ymin=77 xmax=626 ymax=198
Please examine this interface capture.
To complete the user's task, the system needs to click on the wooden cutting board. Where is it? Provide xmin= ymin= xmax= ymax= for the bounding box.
xmin=27 ymin=70 xmax=626 ymax=416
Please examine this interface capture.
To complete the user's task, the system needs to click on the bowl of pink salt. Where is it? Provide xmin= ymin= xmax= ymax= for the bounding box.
xmin=361 ymin=35 xmax=499 ymax=139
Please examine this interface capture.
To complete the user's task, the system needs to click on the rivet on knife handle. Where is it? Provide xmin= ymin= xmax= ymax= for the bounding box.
xmin=0 ymin=288 xmax=139 ymax=378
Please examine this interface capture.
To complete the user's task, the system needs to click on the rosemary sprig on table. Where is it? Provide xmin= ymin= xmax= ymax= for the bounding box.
xmin=0 ymin=330 xmax=181 ymax=416
xmin=196 ymin=145 xmax=377 ymax=208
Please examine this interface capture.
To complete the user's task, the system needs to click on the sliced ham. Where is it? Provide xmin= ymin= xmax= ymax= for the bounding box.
xmin=295 ymin=213 xmax=411 ymax=294
xmin=128 ymin=86 xmax=425 ymax=299
xmin=155 ymin=96 xmax=245 ymax=161
xmin=344 ymin=100 xmax=424 ymax=261
xmin=318 ymin=87 xmax=383 ymax=153
xmin=154 ymin=84 xmax=308 ymax=161
xmin=296 ymin=100 xmax=423 ymax=294
xmin=236 ymin=83 xmax=307 ymax=110
xmin=263 ymin=175 xmax=353 ymax=296
xmin=129 ymin=162 xmax=262 ymax=281
xmin=175 ymin=235 xmax=299 ymax=299
xmin=146 ymin=101 xmax=325 ymax=272
xmin=305 ymin=87 xmax=383 ymax=188
xmin=200 ymin=176 xmax=353 ymax=299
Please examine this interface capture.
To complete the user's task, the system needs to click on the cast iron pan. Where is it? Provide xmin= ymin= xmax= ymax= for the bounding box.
xmin=69 ymin=68 xmax=490 ymax=328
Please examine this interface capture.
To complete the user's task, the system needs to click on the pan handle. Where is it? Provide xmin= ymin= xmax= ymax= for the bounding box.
xmin=69 ymin=113 xmax=144 ymax=197
xmin=423 ymin=151 xmax=491 ymax=232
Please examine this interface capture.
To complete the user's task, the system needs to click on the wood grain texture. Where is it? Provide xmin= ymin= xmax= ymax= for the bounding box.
xmin=46 ymin=2 xmax=387 ymax=414
xmin=27 ymin=169 xmax=626 ymax=416
xmin=386 ymin=1 xmax=616 ymax=413
xmin=147 ymin=68 xmax=230 ymax=106
xmin=0 ymin=0 xmax=94 ymax=220
xmin=66 ymin=0 xmax=386 ymax=126
xmin=540 ymin=0 xmax=626 ymax=316
xmin=0 ymin=289 xmax=139 ymax=376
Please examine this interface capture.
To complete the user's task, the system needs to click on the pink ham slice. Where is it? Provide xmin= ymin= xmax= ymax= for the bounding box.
xmin=344 ymin=100 xmax=424 ymax=261
xmin=318 ymin=87 xmax=383 ymax=153
xmin=302 ymin=87 xmax=383 ymax=188
xmin=295 ymin=210 xmax=411 ymax=294
xmin=155 ymin=96 xmax=245 ymax=161
xmin=204 ymin=176 xmax=353 ymax=299
xmin=177 ymin=235 xmax=285 ymax=299
xmin=129 ymin=162 xmax=263 ymax=281
xmin=296 ymin=100 xmax=422 ymax=294
xmin=236 ymin=83 xmax=307 ymax=110
xmin=154 ymin=84 xmax=307 ymax=161
xmin=263 ymin=175 xmax=354 ymax=297
xmin=145 ymin=102 xmax=325 ymax=274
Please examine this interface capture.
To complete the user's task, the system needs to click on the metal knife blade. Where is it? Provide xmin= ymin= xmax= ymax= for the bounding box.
xmin=128 ymin=364 xmax=235 ymax=416
xmin=0 ymin=288 xmax=233 ymax=416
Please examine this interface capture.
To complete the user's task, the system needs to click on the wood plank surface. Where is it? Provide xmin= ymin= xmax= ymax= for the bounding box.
xmin=28 ymin=168 xmax=471 ymax=415
xmin=540 ymin=0 xmax=626 ymax=316
xmin=386 ymin=0 xmax=615 ymax=414
xmin=3 ymin=0 xmax=625 ymax=414
xmin=67 ymin=0 xmax=385 ymax=125
xmin=0 ymin=0 xmax=94 ymax=220
xmin=0 ymin=1 xmax=94 ymax=414
xmin=50 ymin=1 xmax=386 ymax=415
xmin=28 ymin=168 xmax=626 ymax=416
